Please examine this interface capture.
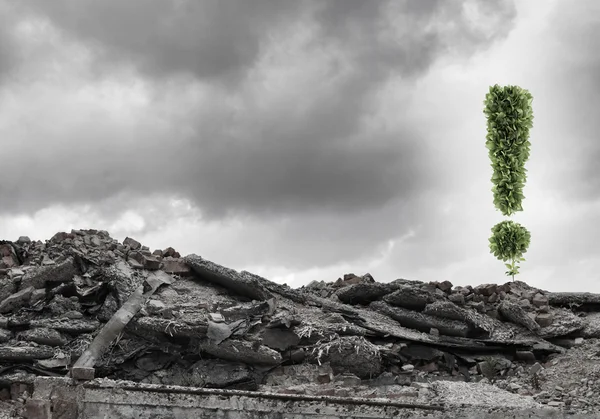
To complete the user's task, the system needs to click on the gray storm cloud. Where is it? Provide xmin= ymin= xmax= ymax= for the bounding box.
xmin=0 ymin=0 xmax=518 ymax=220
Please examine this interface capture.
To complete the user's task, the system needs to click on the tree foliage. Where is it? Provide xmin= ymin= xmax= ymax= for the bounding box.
xmin=488 ymin=220 xmax=531 ymax=281
xmin=484 ymin=85 xmax=534 ymax=216
xmin=484 ymin=84 xmax=534 ymax=280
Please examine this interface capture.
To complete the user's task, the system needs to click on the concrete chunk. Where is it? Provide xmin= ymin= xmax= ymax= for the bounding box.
xmin=0 ymin=286 xmax=34 ymax=313
xmin=184 ymin=254 xmax=272 ymax=301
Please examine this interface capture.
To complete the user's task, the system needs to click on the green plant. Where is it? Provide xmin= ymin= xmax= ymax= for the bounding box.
xmin=484 ymin=85 xmax=534 ymax=216
xmin=484 ymin=85 xmax=534 ymax=281
xmin=488 ymin=220 xmax=531 ymax=281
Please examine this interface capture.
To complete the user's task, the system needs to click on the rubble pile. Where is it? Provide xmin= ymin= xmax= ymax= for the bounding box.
xmin=1 ymin=230 xmax=600 ymax=413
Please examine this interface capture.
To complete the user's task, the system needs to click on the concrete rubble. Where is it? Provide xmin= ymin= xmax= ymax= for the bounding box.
xmin=0 ymin=230 xmax=599 ymax=416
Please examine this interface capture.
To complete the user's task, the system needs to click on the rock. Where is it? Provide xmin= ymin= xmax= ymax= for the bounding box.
xmin=532 ymin=293 xmax=549 ymax=307
xmin=474 ymin=284 xmax=497 ymax=297
xmin=184 ymin=254 xmax=272 ymax=301
xmin=401 ymin=364 xmax=415 ymax=372
xmin=128 ymin=252 xmax=161 ymax=270
xmin=0 ymin=286 xmax=34 ymax=313
xmin=530 ymin=362 xmax=543 ymax=375
xmin=313 ymin=336 xmax=381 ymax=379
xmin=574 ymin=337 xmax=584 ymax=346
xmin=163 ymin=247 xmax=181 ymax=258
xmin=335 ymin=283 xmax=394 ymax=305
xmin=188 ymin=360 xmax=257 ymax=390
xmin=130 ymin=317 xmax=207 ymax=339
xmin=0 ymin=243 xmax=19 ymax=269
xmin=145 ymin=300 xmax=166 ymax=315
xmin=0 ymin=329 xmax=11 ymax=343
xmin=431 ymin=281 xmax=453 ymax=293
xmin=262 ymin=328 xmax=300 ymax=351
xmin=0 ymin=346 xmax=54 ymax=361
xmin=161 ymin=259 xmax=192 ymax=277
xmin=17 ymin=236 xmax=31 ymax=244
xmin=448 ymin=293 xmax=465 ymax=305
xmin=18 ymin=328 xmax=68 ymax=347
xmin=19 ymin=258 xmax=80 ymax=290
xmin=580 ymin=312 xmax=600 ymax=338
xmin=30 ymin=289 xmax=46 ymax=305
xmin=123 ymin=237 xmax=142 ymax=250
xmin=383 ymin=285 xmax=440 ymax=311
xmin=538 ymin=309 xmax=584 ymax=338
xmin=535 ymin=313 xmax=554 ymax=327
xmin=29 ymin=319 xmax=100 ymax=335
xmin=196 ymin=339 xmax=282 ymax=366
xmin=515 ymin=351 xmax=536 ymax=363
xmin=498 ymin=301 xmax=540 ymax=332
xmin=548 ymin=292 xmax=600 ymax=310
xmin=422 ymin=300 xmax=494 ymax=337
xmin=337 ymin=373 xmax=362 ymax=386
xmin=370 ymin=301 xmax=470 ymax=337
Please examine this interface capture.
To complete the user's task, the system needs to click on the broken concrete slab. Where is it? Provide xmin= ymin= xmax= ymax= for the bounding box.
xmin=18 ymin=328 xmax=68 ymax=347
xmin=0 ymin=346 xmax=55 ymax=361
xmin=537 ymin=309 xmax=583 ymax=338
xmin=195 ymin=338 xmax=282 ymax=366
xmin=422 ymin=300 xmax=495 ymax=337
xmin=29 ymin=318 xmax=101 ymax=335
xmin=19 ymin=258 xmax=80 ymax=290
xmin=161 ymin=258 xmax=192 ymax=277
xmin=128 ymin=317 xmax=208 ymax=339
xmin=123 ymin=237 xmax=142 ymax=250
xmin=184 ymin=254 xmax=272 ymax=301
xmin=383 ymin=285 xmax=441 ymax=311
xmin=370 ymin=301 xmax=470 ymax=338
xmin=262 ymin=328 xmax=300 ymax=351
xmin=548 ymin=292 xmax=600 ymax=310
xmin=0 ymin=286 xmax=34 ymax=313
xmin=128 ymin=252 xmax=161 ymax=270
xmin=498 ymin=301 xmax=540 ymax=332
xmin=310 ymin=336 xmax=382 ymax=379
xmin=334 ymin=283 xmax=395 ymax=305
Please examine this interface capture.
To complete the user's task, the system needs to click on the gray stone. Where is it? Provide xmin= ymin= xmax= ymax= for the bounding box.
xmin=474 ymin=284 xmax=497 ymax=297
xmin=0 ymin=328 xmax=11 ymax=343
xmin=17 ymin=236 xmax=31 ymax=244
xmin=184 ymin=255 xmax=272 ymax=301
xmin=498 ymin=301 xmax=540 ymax=332
xmin=196 ymin=339 xmax=282 ymax=366
xmin=262 ymin=328 xmax=300 ymax=351
xmin=532 ymin=293 xmax=549 ymax=307
xmin=19 ymin=258 xmax=80 ymax=290
xmin=18 ymin=328 xmax=68 ymax=347
xmin=0 ymin=286 xmax=34 ymax=313
xmin=370 ymin=301 xmax=470 ymax=337
xmin=335 ymin=282 xmax=394 ymax=305
xmin=449 ymin=293 xmax=465 ymax=305
xmin=128 ymin=252 xmax=161 ymax=270
xmin=535 ymin=313 xmax=554 ymax=327
xmin=383 ymin=285 xmax=440 ymax=311
xmin=123 ymin=237 xmax=142 ymax=250
xmin=530 ymin=362 xmax=543 ymax=375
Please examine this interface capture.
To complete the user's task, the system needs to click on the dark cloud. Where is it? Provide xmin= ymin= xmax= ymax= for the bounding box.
xmin=15 ymin=0 xmax=305 ymax=85
xmin=0 ymin=3 xmax=20 ymax=79
xmin=0 ymin=0 xmax=518 ymax=220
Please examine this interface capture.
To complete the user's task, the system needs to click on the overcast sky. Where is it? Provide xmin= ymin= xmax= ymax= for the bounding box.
xmin=1 ymin=0 xmax=599 ymax=292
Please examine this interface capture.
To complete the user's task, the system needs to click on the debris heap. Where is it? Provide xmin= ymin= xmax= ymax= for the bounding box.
xmin=1 ymin=230 xmax=600 ymax=413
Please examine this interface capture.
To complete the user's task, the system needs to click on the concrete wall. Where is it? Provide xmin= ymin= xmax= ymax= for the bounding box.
xmin=23 ymin=377 xmax=592 ymax=419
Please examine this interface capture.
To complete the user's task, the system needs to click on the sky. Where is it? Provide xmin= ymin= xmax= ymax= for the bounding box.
xmin=1 ymin=0 xmax=599 ymax=292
